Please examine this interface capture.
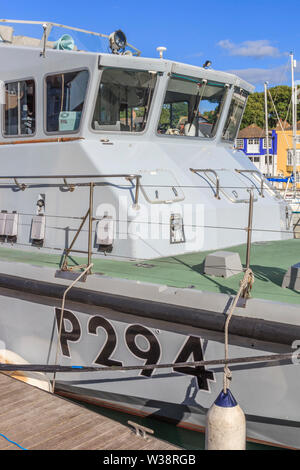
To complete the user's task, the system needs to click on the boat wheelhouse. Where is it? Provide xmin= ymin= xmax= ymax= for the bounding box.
xmin=0 ymin=20 xmax=292 ymax=262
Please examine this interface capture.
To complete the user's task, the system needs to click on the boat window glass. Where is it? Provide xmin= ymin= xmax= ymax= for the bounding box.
xmin=4 ymin=80 xmax=35 ymax=136
xmin=157 ymin=74 xmax=229 ymax=138
xmin=92 ymin=68 xmax=157 ymax=132
xmin=46 ymin=70 xmax=89 ymax=133
xmin=222 ymin=87 xmax=249 ymax=141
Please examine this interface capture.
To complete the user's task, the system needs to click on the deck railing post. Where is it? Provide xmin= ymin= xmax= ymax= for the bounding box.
xmin=246 ymin=189 xmax=254 ymax=270
xmin=88 ymin=182 xmax=94 ymax=273
xmin=0 ymin=173 xmax=141 ymax=274
xmin=61 ymin=209 xmax=90 ymax=271
xmin=134 ymin=176 xmax=141 ymax=207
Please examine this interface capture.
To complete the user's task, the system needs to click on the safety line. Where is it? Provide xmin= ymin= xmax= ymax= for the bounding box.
xmin=0 ymin=351 xmax=296 ymax=374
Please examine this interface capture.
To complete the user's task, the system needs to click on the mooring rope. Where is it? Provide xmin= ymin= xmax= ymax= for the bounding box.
xmin=223 ymin=268 xmax=254 ymax=394
xmin=52 ymin=263 xmax=93 ymax=392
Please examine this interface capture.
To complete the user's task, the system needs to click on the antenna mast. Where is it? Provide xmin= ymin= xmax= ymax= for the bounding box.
xmin=264 ymin=82 xmax=270 ymax=176
xmin=291 ymin=52 xmax=297 ymax=191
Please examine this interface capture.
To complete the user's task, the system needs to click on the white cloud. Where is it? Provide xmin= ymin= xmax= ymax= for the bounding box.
xmin=218 ymin=39 xmax=282 ymax=58
xmin=228 ymin=60 xmax=300 ymax=86
xmin=228 ymin=65 xmax=288 ymax=85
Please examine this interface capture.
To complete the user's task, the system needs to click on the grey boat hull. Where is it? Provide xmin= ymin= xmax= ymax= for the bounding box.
xmin=0 ymin=273 xmax=299 ymax=449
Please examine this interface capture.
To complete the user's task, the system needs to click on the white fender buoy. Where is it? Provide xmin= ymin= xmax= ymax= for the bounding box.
xmin=205 ymin=389 xmax=246 ymax=450
xmin=0 ymin=349 xmax=51 ymax=392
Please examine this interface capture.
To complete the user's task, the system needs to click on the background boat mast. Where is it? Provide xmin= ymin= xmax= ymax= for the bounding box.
xmin=291 ymin=52 xmax=297 ymax=191
xmin=264 ymin=82 xmax=270 ymax=176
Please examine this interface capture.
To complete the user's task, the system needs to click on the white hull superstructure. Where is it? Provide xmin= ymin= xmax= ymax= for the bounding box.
xmin=0 ymin=35 xmax=291 ymax=260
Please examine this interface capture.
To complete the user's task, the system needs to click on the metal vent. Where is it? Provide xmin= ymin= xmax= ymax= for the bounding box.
xmin=31 ymin=215 xmax=46 ymax=246
xmin=170 ymin=213 xmax=185 ymax=244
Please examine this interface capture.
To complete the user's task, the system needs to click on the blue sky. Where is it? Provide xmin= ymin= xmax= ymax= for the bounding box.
xmin=1 ymin=0 xmax=300 ymax=90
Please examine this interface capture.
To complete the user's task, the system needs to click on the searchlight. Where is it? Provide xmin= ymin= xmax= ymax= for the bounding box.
xmin=109 ymin=29 xmax=127 ymax=54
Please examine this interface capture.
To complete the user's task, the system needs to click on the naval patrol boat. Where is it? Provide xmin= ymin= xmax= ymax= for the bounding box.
xmin=0 ymin=19 xmax=299 ymax=449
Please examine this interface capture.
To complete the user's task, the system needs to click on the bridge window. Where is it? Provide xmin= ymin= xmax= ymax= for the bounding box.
xmin=46 ymin=70 xmax=89 ymax=133
xmin=157 ymin=74 xmax=229 ymax=138
xmin=4 ymin=79 xmax=35 ymax=136
xmin=92 ymin=68 xmax=157 ymax=132
xmin=222 ymin=88 xmax=248 ymax=141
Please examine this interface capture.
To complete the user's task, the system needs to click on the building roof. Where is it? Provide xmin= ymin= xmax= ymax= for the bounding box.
xmin=238 ymin=124 xmax=265 ymax=139
xmin=275 ymin=119 xmax=290 ymax=131
xmin=275 ymin=119 xmax=300 ymax=131
xmin=286 ymin=121 xmax=300 ymax=131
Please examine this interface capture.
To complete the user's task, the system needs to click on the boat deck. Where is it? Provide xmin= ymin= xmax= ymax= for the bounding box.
xmin=0 ymin=373 xmax=179 ymax=450
xmin=0 ymin=239 xmax=299 ymax=305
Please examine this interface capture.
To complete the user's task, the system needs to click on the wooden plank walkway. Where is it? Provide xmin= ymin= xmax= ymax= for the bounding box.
xmin=0 ymin=374 xmax=180 ymax=450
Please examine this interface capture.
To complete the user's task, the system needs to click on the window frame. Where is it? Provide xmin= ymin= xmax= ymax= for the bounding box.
xmin=248 ymin=138 xmax=260 ymax=145
xmin=247 ymin=138 xmax=261 ymax=154
xmin=43 ymin=67 xmax=90 ymax=136
xmin=287 ymin=149 xmax=300 ymax=165
xmin=90 ymin=66 xmax=160 ymax=136
xmin=235 ymin=139 xmax=244 ymax=149
xmin=156 ymin=73 xmax=231 ymax=141
xmin=221 ymin=87 xmax=249 ymax=143
xmin=2 ymin=77 xmax=37 ymax=139
xmin=265 ymin=155 xmax=273 ymax=165
xmin=249 ymin=156 xmax=260 ymax=163
xmin=263 ymin=137 xmax=273 ymax=149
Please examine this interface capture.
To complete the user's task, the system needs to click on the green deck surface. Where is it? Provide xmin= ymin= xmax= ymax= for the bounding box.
xmin=0 ymin=239 xmax=299 ymax=305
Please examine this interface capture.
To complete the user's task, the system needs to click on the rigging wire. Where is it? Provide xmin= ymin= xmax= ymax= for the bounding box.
xmin=268 ymin=89 xmax=291 ymax=150
xmin=271 ymin=57 xmax=291 ymax=103
xmin=285 ymin=96 xmax=292 ymax=125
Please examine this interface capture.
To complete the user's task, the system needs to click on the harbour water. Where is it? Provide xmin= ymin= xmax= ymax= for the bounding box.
xmin=72 ymin=400 xmax=277 ymax=450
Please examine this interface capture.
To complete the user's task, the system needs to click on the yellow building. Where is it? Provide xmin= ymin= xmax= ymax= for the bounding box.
xmin=276 ymin=121 xmax=300 ymax=186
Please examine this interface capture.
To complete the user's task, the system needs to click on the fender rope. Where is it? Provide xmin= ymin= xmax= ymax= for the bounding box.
xmin=223 ymin=268 xmax=254 ymax=394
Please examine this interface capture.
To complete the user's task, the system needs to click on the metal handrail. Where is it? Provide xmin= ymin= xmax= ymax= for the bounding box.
xmin=190 ymin=168 xmax=220 ymax=199
xmin=0 ymin=19 xmax=142 ymax=56
xmin=281 ymin=177 xmax=300 ymax=201
xmin=0 ymin=174 xmax=142 ymax=206
xmin=0 ymin=174 xmax=142 ymax=273
xmin=235 ymin=169 xmax=265 ymax=197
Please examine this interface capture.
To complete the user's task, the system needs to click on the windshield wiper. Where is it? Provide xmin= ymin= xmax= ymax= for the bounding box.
xmin=141 ymin=72 xmax=157 ymax=130
xmin=187 ymin=79 xmax=207 ymax=133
